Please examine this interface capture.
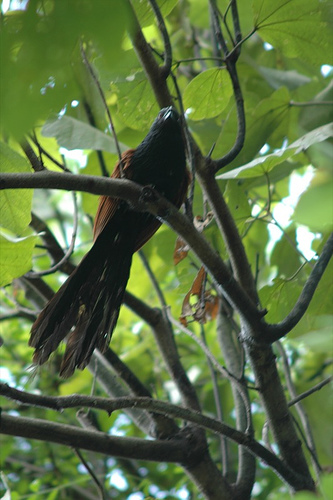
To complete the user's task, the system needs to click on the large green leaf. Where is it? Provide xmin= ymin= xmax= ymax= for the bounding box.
xmin=131 ymin=0 xmax=178 ymax=27
xmin=218 ymin=123 xmax=333 ymax=179
xmin=293 ymin=171 xmax=333 ymax=231
xmin=253 ymin=0 xmax=333 ymax=66
xmin=112 ymin=73 xmax=159 ymax=131
xmin=0 ymin=2 xmax=129 ymax=137
xmin=42 ymin=116 xmax=128 ymax=154
xmin=0 ymin=143 xmax=33 ymax=234
xmin=259 ymin=278 xmax=303 ymax=324
xmin=254 ymin=66 xmax=311 ymax=91
xmin=183 ymin=68 xmax=233 ymax=120
xmin=296 ymin=315 xmax=333 ymax=353
xmin=214 ymin=86 xmax=291 ymax=169
xmin=270 ymin=229 xmax=302 ymax=278
xmin=0 ymin=231 xmax=37 ymax=287
xmin=224 ymin=180 xmax=252 ymax=235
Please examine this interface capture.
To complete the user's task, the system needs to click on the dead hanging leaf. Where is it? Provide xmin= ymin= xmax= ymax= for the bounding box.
xmin=173 ymin=236 xmax=190 ymax=265
xmin=180 ymin=266 xmax=219 ymax=326
xmin=173 ymin=213 xmax=214 ymax=266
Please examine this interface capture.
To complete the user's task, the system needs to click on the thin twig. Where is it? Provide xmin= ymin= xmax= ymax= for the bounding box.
xmin=149 ymin=0 xmax=172 ymax=76
xmin=26 ymin=192 xmax=79 ymax=278
xmin=139 ymin=250 xmax=167 ymax=308
xmin=20 ymin=140 xmax=45 ymax=172
xmin=290 ymin=100 xmax=333 ymax=107
xmin=288 ymin=376 xmax=333 ymax=407
xmin=200 ymin=324 xmax=229 ymax=474
xmin=29 ymin=132 xmax=67 ymax=171
xmin=209 ymin=0 xmax=246 ymax=171
xmin=166 ymin=308 xmax=252 ymax=433
xmin=276 ymin=341 xmax=321 ymax=478
xmin=80 ymin=42 xmax=124 ymax=174
xmin=74 ymin=448 xmax=106 ymax=500
xmin=83 ymin=100 xmax=109 ymax=177
xmin=174 ymin=56 xmax=224 ymax=66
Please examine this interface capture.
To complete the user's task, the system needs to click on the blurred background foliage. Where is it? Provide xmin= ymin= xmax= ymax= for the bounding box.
xmin=0 ymin=0 xmax=332 ymax=498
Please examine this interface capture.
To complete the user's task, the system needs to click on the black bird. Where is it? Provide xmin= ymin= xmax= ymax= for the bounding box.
xmin=29 ymin=107 xmax=189 ymax=377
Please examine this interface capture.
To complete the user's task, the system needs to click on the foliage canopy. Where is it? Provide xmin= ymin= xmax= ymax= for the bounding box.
xmin=0 ymin=0 xmax=332 ymax=499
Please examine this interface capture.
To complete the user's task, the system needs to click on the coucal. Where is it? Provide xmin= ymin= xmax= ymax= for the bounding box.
xmin=29 ymin=106 xmax=188 ymax=377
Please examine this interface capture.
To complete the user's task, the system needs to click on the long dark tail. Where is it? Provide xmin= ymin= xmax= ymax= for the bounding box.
xmin=29 ymin=211 xmax=138 ymax=377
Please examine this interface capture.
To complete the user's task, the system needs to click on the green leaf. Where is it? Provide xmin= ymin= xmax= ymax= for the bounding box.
xmin=214 ymin=86 xmax=291 ymax=169
xmin=131 ymin=0 xmax=178 ymax=27
xmin=255 ymin=66 xmax=311 ymax=90
xmin=259 ymin=278 xmax=303 ymax=323
xmin=253 ymin=0 xmax=333 ymax=66
xmin=183 ymin=68 xmax=233 ymax=120
xmin=0 ymin=143 xmax=33 ymax=234
xmin=0 ymin=2 xmax=129 ymax=137
xmin=112 ymin=73 xmax=159 ymax=130
xmin=270 ymin=229 xmax=302 ymax=278
xmin=0 ymin=231 xmax=37 ymax=287
xmin=217 ymin=123 xmax=333 ymax=179
xmin=42 ymin=116 xmax=128 ymax=153
xmin=296 ymin=316 xmax=333 ymax=353
xmin=224 ymin=180 xmax=251 ymax=235
xmin=293 ymin=170 xmax=333 ymax=231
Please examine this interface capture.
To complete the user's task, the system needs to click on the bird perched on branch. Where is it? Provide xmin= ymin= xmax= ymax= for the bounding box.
xmin=29 ymin=106 xmax=188 ymax=377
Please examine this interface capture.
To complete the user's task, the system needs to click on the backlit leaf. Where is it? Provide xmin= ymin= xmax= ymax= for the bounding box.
xmin=183 ymin=68 xmax=233 ymax=120
xmin=253 ymin=0 xmax=333 ymax=66
xmin=0 ymin=232 xmax=37 ymax=287
xmin=0 ymin=143 xmax=33 ymax=234
xmin=42 ymin=116 xmax=128 ymax=153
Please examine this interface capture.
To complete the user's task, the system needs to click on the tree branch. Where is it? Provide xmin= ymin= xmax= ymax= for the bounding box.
xmin=209 ymin=0 xmax=246 ymax=171
xmin=0 ymin=171 xmax=263 ymax=330
xmin=276 ymin=341 xmax=321 ymax=478
xmin=217 ymin=306 xmax=255 ymax=499
xmin=0 ymin=383 xmax=315 ymax=490
xmin=27 ymin=193 xmax=79 ymax=278
xmin=288 ymin=376 xmax=333 ymax=407
xmin=0 ymin=412 xmax=187 ymax=463
xmin=124 ymin=291 xmax=202 ymax=412
xmin=20 ymin=140 xmax=45 ymax=172
xmin=149 ymin=0 xmax=172 ymax=77
xmin=167 ymin=308 xmax=252 ymax=431
xmin=29 ymin=212 xmax=76 ymax=275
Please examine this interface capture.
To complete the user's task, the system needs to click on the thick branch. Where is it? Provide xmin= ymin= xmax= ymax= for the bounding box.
xmin=0 ymin=171 xmax=141 ymax=201
xmin=263 ymin=232 xmax=333 ymax=342
xmin=0 ymin=171 xmax=263 ymax=329
xmin=0 ymin=412 xmax=187 ymax=463
xmin=0 ymin=383 xmax=314 ymax=490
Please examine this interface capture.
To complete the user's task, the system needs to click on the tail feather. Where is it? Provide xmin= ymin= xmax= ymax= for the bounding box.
xmin=30 ymin=208 xmax=139 ymax=376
